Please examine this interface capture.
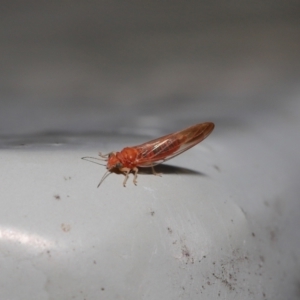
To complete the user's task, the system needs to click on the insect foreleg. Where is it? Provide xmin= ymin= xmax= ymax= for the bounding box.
xmin=98 ymin=152 xmax=110 ymax=158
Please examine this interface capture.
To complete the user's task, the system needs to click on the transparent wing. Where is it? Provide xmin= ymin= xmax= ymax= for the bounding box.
xmin=132 ymin=122 xmax=214 ymax=167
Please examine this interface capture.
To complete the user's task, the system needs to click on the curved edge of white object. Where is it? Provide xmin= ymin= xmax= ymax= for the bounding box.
xmin=0 ymin=123 xmax=299 ymax=300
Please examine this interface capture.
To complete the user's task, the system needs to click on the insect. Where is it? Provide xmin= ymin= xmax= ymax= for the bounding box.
xmin=82 ymin=122 xmax=214 ymax=187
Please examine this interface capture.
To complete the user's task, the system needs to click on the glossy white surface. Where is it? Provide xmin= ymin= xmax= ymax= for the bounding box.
xmin=1 ymin=114 xmax=299 ymax=299
xmin=1 ymin=1 xmax=299 ymax=299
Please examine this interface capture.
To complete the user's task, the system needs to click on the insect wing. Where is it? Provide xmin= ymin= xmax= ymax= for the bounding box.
xmin=133 ymin=122 xmax=214 ymax=167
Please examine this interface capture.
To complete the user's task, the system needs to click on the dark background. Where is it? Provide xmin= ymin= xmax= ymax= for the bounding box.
xmin=1 ymin=0 xmax=299 ymax=136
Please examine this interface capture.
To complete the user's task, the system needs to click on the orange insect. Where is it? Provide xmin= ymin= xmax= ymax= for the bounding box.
xmin=82 ymin=122 xmax=214 ymax=187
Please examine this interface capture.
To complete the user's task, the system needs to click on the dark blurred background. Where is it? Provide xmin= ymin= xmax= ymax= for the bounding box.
xmin=1 ymin=0 xmax=299 ymax=136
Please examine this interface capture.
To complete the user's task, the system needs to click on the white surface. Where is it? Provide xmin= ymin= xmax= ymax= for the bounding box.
xmin=0 ymin=2 xmax=299 ymax=299
xmin=1 ymin=113 xmax=299 ymax=299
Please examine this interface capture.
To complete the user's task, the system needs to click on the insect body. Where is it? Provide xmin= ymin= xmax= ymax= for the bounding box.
xmin=83 ymin=122 xmax=214 ymax=187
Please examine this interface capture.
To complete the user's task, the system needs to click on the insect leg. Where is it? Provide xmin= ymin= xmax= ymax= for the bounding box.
xmin=151 ymin=166 xmax=162 ymax=177
xmin=120 ymin=167 xmax=131 ymax=187
xmin=132 ymin=167 xmax=139 ymax=185
xmin=98 ymin=152 xmax=110 ymax=158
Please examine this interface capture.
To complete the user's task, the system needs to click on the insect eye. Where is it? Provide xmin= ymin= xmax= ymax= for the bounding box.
xmin=116 ymin=162 xmax=123 ymax=168
xmin=108 ymin=152 xmax=116 ymax=158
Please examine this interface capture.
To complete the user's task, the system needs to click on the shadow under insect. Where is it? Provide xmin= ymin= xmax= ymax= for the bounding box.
xmin=102 ymin=164 xmax=207 ymax=187
xmin=138 ymin=164 xmax=206 ymax=177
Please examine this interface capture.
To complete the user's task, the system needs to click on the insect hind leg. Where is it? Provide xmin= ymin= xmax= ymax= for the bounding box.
xmin=151 ymin=166 xmax=162 ymax=177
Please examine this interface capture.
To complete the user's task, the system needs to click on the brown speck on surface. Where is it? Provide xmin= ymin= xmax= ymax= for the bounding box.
xmin=240 ymin=207 xmax=247 ymax=217
xmin=212 ymin=250 xmax=248 ymax=292
xmin=61 ymin=223 xmax=71 ymax=232
xmin=150 ymin=211 xmax=155 ymax=216
xmin=260 ymin=255 xmax=265 ymax=262
xmin=54 ymin=194 xmax=60 ymax=200
xmin=93 ymin=260 xmax=97 ymax=264
xmin=64 ymin=176 xmax=72 ymax=180
xmin=182 ymin=245 xmax=190 ymax=257
xmin=167 ymin=227 xmax=172 ymax=234
xmin=181 ymin=245 xmax=194 ymax=264
xmin=214 ymin=165 xmax=221 ymax=172
xmin=213 ymin=273 xmax=235 ymax=291
xmin=270 ymin=229 xmax=278 ymax=242
xmin=252 ymin=232 xmax=255 ymax=237
xmin=101 ymin=288 xmax=105 ymax=291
